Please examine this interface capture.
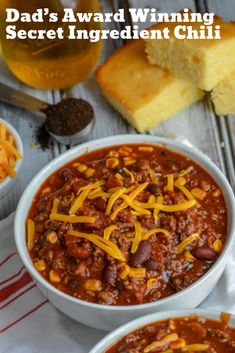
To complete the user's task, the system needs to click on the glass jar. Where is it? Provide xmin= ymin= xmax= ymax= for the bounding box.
xmin=0 ymin=0 xmax=102 ymax=89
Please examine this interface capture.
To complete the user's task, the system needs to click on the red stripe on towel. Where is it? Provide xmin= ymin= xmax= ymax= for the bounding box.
xmin=0 ymin=266 xmax=25 ymax=286
xmin=0 ymin=272 xmax=33 ymax=303
xmin=0 ymin=253 xmax=17 ymax=267
xmin=0 ymin=283 xmax=36 ymax=310
xmin=0 ymin=299 xmax=49 ymax=334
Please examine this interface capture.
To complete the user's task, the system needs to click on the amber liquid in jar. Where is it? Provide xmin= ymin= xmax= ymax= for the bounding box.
xmin=0 ymin=0 xmax=102 ymax=89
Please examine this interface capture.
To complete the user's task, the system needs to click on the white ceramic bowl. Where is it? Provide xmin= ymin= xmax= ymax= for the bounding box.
xmin=14 ymin=135 xmax=235 ymax=331
xmin=0 ymin=118 xmax=23 ymax=198
xmin=89 ymin=309 xmax=235 ymax=353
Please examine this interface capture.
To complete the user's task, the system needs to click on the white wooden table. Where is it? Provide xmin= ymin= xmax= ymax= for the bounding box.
xmin=0 ymin=0 xmax=234 ymax=220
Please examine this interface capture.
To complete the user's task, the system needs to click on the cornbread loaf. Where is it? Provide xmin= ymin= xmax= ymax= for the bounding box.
xmin=95 ymin=39 xmax=204 ymax=132
xmin=211 ymin=70 xmax=235 ymax=115
xmin=145 ymin=17 xmax=235 ymax=91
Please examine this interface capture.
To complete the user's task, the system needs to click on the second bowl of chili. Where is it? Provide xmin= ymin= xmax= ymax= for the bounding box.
xmin=14 ymin=135 xmax=235 ymax=330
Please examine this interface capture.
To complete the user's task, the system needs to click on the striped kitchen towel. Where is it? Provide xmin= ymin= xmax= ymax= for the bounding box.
xmin=0 ymin=213 xmax=105 ymax=353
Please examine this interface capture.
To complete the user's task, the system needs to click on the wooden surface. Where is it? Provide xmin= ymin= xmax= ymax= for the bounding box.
xmin=0 ymin=0 xmax=234 ymax=219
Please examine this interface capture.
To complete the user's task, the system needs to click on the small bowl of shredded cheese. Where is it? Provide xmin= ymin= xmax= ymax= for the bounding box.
xmin=0 ymin=118 xmax=23 ymax=198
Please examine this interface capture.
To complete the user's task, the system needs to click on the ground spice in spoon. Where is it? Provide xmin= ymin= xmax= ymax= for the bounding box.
xmin=43 ymin=98 xmax=94 ymax=136
xmin=35 ymin=98 xmax=94 ymax=150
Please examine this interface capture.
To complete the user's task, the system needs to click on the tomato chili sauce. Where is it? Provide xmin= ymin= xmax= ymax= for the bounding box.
xmin=105 ymin=314 xmax=235 ymax=353
xmin=26 ymin=144 xmax=227 ymax=306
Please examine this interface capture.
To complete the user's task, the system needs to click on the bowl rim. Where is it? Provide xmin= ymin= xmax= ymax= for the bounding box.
xmin=14 ymin=134 xmax=235 ymax=311
xmin=89 ymin=309 xmax=235 ymax=353
xmin=0 ymin=117 xmax=24 ymax=190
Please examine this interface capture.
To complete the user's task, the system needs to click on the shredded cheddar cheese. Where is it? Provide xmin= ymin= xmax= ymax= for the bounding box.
xmin=67 ymin=230 xmax=125 ymax=261
xmin=69 ymin=188 xmax=91 ymax=215
xmin=110 ymin=182 xmax=149 ymax=220
xmin=148 ymin=195 xmax=155 ymax=203
xmin=155 ymin=199 xmax=196 ymax=212
xmin=165 ymin=175 xmax=174 ymax=192
xmin=79 ymin=181 xmax=105 ymax=193
xmin=147 ymin=278 xmax=158 ymax=288
xmin=184 ymin=250 xmax=196 ymax=261
xmin=177 ymin=233 xmax=200 ymax=253
xmin=123 ymin=167 xmax=135 ymax=183
xmin=154 ymin=195 xmax=163 ymax=225
xmin=51 ymin=198 xmax=60 ymax=214
xmin=0 ymin=139 xmax=22 ymax=159
xmin=131 ymin=221 xmax=142 ymax=253
xmin=148 ymin=167 xmax=157 ymax=182
xmin=106 ymin=188 xmax=125 ymax=215
xmin=27 ymin=219 xmax=35 ymax=250
xmin=50 ymin=214 xmax=95 ymax=224
xmin=103 ymin=225 xmax=117 ymax=240
xmin=119 ymin=265 xmax=130 ymax=279
xmin=135 ymin=199 xmax=196 ymax=211
xmin=119 ymin=264 xmax=146 ymax=279
xmin=88 ymin=190 xmax=110 ymax=200
xmin=142 ymin=228 xmax=171 ymax=240
xmin=121 ymin=194 xmax=150 ymax=215
xmin=174 ymin=181 xmax=195 ymax=201
xmin=144 ymin=333 xmax=179 ymax=352
xmin=176 ymin=176 xmax=186 ymax=185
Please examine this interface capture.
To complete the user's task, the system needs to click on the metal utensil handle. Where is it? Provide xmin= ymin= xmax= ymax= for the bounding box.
xmin=0 ymin=82 xmax=49 ymax=112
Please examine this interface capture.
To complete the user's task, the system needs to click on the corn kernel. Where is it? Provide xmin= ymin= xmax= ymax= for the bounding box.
xmin=85 ymin=279 xmax=102 ymax=292
xmin=138 ymin=146 xmax=154 ymax=152
xmin=77 ymin=164 xmax=87 ymax=173
xmin=47 ymin=231 xmax=58 ymax=244
xmin=169 ymin=319 xmax=176 ymax=330
xmin=107 ymin=150 xmax=119 ymax=158
xmin=191 ymin=188 xmax=206 ymax=200
xmin=212 ymin=239 xmax=223 ymax=252
xmin=42 ymin=187 xmax=51 ymax=194
xmin=170 ymin=338 xmax=186 ymax=350
xmin=118 ymin=146 xmax=133 ymax=156
xmin=123 ymin=157 xmax=136 ymax=166
xmin=85 ymin=168 xmax=95 ymax=178
xmin=176 ymin=176 xmax=186 ymax=185
xmin=212 ymin=188 xmax=221 ymax=197
xmin=49 ymin=270 xmax=60 ymax=283
xmin=115 ymin=173 xmax=124 ymax=181
xmin=34 ymin=259 xmax=46 ymax=272
xmin=147 ymin=278 xmax=158 ymax=288
xmin=106 ymin=157 xmax=119 ymax=169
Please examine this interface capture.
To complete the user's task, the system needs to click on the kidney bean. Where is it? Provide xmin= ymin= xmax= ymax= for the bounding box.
xmin=193 ymin=247 xmax=218 ymax=261
xmin=145 ymin=259 xmax=158 ymax=271
xmin=103 ymin=265 xmax=117 ymax=286
xmin=68 ymin=278 xmax=80 ymax=290
xmin=129 ymin=240 xmax=151 ymax=267
xmin=94 ymin=197 xmax=107 ymax=212
xmin=59 ymin=168 xmax=74 ymax=182
xmin=147 ymin=183 xmax=162 ymax=196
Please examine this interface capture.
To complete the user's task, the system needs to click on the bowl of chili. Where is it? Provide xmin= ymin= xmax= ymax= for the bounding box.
xmin=89 ymin=309 xmax=235 ymax=353
xmin=14 ymin=135 xmax=235 ymax=330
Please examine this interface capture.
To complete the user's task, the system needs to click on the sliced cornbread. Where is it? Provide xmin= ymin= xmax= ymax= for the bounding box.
xmin=145 ymin=17 xmax=235 ymax=91
xmin=211 ymin=70 xmax=235 ymax=115
xmin=95 ymin=39 xmax=204 ymax=132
